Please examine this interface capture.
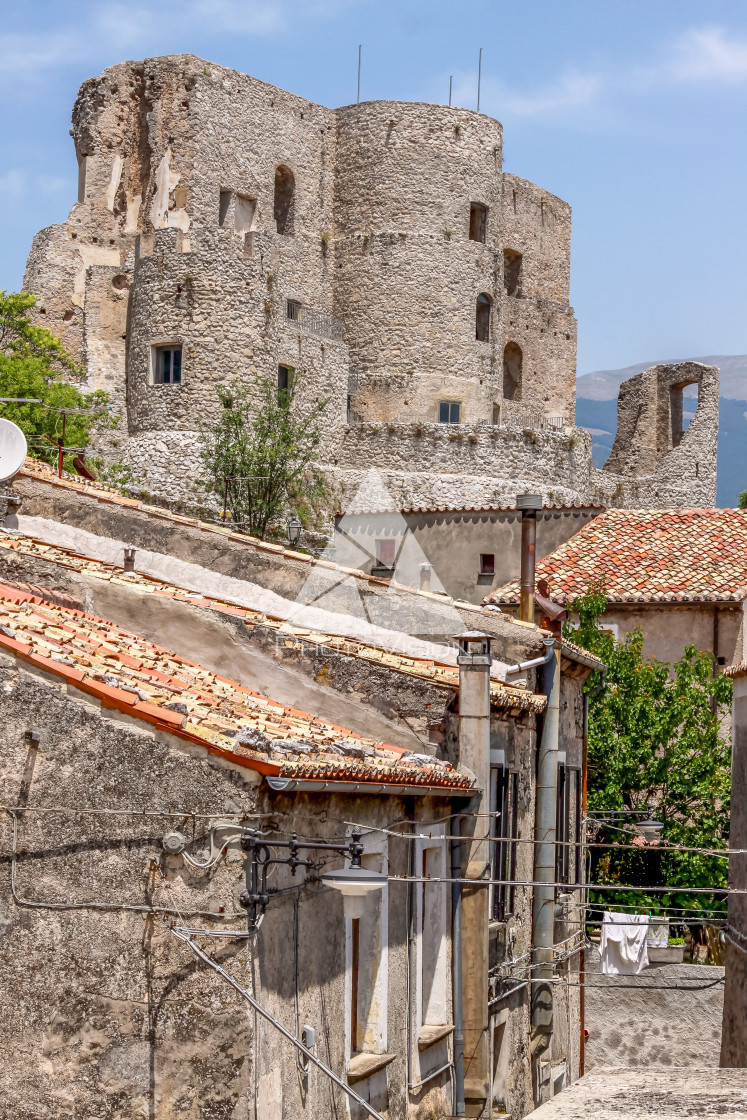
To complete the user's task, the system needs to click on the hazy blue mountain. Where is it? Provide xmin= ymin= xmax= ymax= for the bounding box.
xmin=576 ymin=356 xmax=747 ymax=508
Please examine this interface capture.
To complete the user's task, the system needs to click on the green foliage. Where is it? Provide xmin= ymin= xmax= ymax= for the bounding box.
xmin=0 ymin=290 xmax=111 ymax=471
xmin=668 ymin=936 xmax=685 ymax=945
xmin=738 ymin=490 xmax=747 ymax=509
xmin=199 ymin=370 xmax=328 ymax=540
xmin=566 ymin=579 xmax=732 ymax=916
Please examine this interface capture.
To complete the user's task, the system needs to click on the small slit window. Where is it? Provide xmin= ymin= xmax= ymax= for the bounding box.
xmin=476 ymin=293 xmax=492 ymax=342
xmin=277 ymin=365 xmax=292 ymax=400
xmin=438 ymin=400 xmax=461 ymax=424
xmin=274 ymin=165 xmax=295 ymax=235
xmin=503 ymin=249 xmax=522 ymax=297
xmin=469 ymin=203 xmax=488 ymax=243
xmin=480 ymin=553 xmax=495 ymax=576
xmin=491 ymin=767 xmax=518 ymax=922
xmin=286 ymin=300 xmax=301 ymax=322
xmin=503 ymin=342 xmax=522 ymax=400
xmin=153 ymin=345 xmax=182 ymax=385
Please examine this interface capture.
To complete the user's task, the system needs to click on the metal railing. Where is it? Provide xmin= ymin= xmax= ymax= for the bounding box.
xmin=285 ymin=300 xmax=343 ymax=343
xmin=499 ymin=401 xmax=568 ymax=431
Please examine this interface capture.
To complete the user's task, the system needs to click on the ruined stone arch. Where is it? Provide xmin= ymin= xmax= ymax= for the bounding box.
xmin=273 ymin=165 xmax=295 ymax=234
xmin=475 ymin=293 xmax=492 ymax=342
xmin=503 ymin=342 xmax=522 ymax=400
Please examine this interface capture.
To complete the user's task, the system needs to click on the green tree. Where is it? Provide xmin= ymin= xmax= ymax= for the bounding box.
xmin=566 ymin=580 xmax=733 ymax=916
xmin=199 ymin=371 xmax=328 ymax=540
xmin=738 ymin=490 xmax=747 ymax=509
xmin=0 ymin=290 xmax=110 ymax=469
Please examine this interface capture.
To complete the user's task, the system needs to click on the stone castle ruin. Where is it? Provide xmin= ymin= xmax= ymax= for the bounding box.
xmin=23 ymin=54 xmax=719 ymax=510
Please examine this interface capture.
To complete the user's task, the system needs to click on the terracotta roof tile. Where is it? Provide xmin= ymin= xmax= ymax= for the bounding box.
xmin=0 ymin=528 xmax=545 ymax=714
xmin=486 ymin=509 xmax=747 ymax=606
xmin=0 ymin=581 xmax=474 ymax=791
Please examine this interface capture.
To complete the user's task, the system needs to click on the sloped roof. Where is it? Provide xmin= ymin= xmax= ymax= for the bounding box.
xmin=486 ymin=509 xmax=747 ymax=606
xmin=0 ymin=528 xmax=545 ymax=713
xmin=16 ymin=458 xmax=498 ymax=616
xmin=0 ymin=582 xmax=474 ymax=791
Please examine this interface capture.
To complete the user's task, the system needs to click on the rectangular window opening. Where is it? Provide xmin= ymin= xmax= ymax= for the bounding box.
xmin=277 ymin=365 xmax=292 ymax=401
xmin=286 ymin=299 xmax=302 ymax=322
xmin=218 ymin=190 xmax=232 ymax=228
xmin=347 ymin=845 xmax=388 ymax=1058
xmin=503 ymin=249 xmax=523 ymax=297
xmin=480 ymin=553 xmax=495 ymax=576
xmin=491 ymin=767 xmax=518 ymax=921
xmin=438 ymin=400 xmax=461 ymax=424
xmin=420 ymin=844 xmax=447 ymax=1028
xmin=153 ymin=345 xmax=182 ymax=385
xmin=234 ymin=194 xmax=256 ymax=235
xmin=375 ymin=538 xmax=396 ymax=569
xmin=492 ymin=403 xmax=501 ymax=426
xmin=469 ymin=202 xmax=488 ymax=243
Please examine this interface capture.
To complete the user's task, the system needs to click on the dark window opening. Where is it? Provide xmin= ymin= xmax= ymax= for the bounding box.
xmin=469 ymin=202 xmax=488 ymax=243
xmin=375 ymin=538 xmax=396 ymax=569
xmin=438 ymin=400 xmax=461 ymax=424
xmin=480 ymin=553 xmax=495 ymax=576
xmin=277 ymin=365 xmax=292 ymax=401
xmin=218 ymin=190 xmax=232 ymax=227
xmin=286 ymin=300 xmax=301 ymax=322
xmin=154 ymin=346 xmax=182 ymax=385
xmin=476 ymin=293 xmax=492 ymax=342
xmin=274 ymin=165 xmax=295 ymax=235
xmin=555 ymin=764 xmax=581 ymax=888
xmin=503 ymin=341 xmax=522 ymax=401
xmin=492 ymin=403 xmax=501 ymax=425
xmin=503 ymin=249 xmax=522 ymax=297
xmin=491 ymin=767 xmax=518 ymax=921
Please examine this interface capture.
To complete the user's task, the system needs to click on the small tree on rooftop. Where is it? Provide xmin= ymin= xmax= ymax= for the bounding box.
xmin=0 ymin=290 xmax=111 ymax=469
xmin=565 ymin=578 xmax=733 ymax=918
xmin=199 ymin=370 xmax=328 ymax=540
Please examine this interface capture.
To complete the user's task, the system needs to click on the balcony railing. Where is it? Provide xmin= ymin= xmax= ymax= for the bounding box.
xmin=285 ymin=300 xmax=344 ymax=343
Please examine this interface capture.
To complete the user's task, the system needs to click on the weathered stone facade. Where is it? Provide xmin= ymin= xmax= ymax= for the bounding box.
xmin=23 ymin=54 xmax=719 ymax=510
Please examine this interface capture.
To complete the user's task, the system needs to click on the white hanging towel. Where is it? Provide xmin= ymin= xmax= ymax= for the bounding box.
xmin=600 ymin=911 xmax=650 ymax=975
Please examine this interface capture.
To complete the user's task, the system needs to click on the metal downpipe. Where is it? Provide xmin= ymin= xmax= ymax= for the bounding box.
xmin=451 ymin=815 xmax=465 ymax=1117
xmin=531 ymin=636 xmax=560 ymax=1065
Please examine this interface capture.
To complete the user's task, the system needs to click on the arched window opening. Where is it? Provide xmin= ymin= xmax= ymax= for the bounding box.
xmin=475 ymin=293 xmax=492 ymax=342
xmin=274 ymin=165 xmax=295 ymax=235
xmin=670 ymin=381 xmax=699 ymax=447
xmin=503 ymin=342 xmax=522 ymax=401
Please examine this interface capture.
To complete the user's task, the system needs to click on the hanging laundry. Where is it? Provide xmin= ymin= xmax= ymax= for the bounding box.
xmin=599 ymin=911 xmax=650 ymax=975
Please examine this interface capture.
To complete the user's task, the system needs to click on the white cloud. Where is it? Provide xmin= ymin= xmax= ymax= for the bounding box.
xmin=665 ymin=25 xmax=747 ymax=84
xmin=0 ymin=0 xmax=292 ymax=80
xmin=450 ymin=24 xmax=747 ymax=124
xmin=0 ymin=171 xmax=25 ymax=198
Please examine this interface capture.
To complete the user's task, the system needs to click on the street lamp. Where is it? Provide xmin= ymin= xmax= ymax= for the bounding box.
xmin=636 ymin=815 xmax=664 ymax=842
xmin=239 ymin=826 xmax=384 ymax=928
xmin=287 ymin=515 xmax=302 ymax=547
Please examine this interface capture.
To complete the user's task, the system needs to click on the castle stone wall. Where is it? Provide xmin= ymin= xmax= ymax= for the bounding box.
xmin=21 ymin=55 xmax=719 ymax=514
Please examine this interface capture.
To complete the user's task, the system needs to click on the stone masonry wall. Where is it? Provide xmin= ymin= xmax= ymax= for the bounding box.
xmin=21 ymin=55 xmax=718 ymax=513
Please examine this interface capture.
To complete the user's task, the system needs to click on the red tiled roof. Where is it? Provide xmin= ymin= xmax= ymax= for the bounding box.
xmin=486 ymin=509 xmax=747 ymax=606
xmin=0 ymin=529 xmax=545 ymax=712
xmin=0 ymin=582 xmax=474 ymax=791
xmin=17 ymin=458 xmax=495 ymax=617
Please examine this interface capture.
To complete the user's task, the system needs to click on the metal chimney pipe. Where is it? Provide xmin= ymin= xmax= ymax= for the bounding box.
xmin=517 ymin=494 xmax=542 ymax=623
xmin=123 ymin=547 xmax=136 ymax=573
xmin=419 ymin=563 xmax=432 ymax=592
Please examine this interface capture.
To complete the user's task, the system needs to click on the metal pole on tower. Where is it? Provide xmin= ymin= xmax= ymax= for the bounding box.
xmin=477 ymin=47 xmax=482 ymax=112
xmin=449 ymin=75 xmax=453 ymax=107
xmin=357 ymin=44 xmax=361 ymax=104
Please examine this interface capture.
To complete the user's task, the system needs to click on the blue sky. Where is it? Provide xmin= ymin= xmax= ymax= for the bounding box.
xmin=1 ymin=0 xmax=745 ymax=374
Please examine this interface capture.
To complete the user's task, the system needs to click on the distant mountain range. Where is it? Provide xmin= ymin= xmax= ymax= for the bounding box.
xmin=576 ymin=355 xmax=747 ymax=508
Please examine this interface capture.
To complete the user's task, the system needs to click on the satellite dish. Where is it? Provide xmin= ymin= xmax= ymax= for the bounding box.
xmin=0 ymin=418 xmax=28 ymax=484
